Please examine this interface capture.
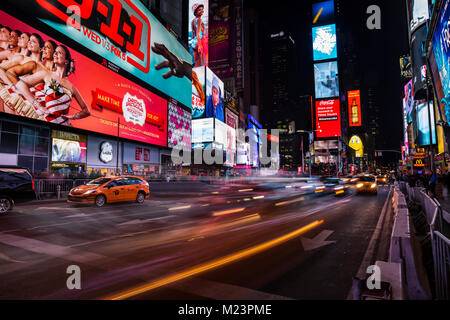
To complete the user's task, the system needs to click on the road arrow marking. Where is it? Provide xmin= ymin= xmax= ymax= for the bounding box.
xmin=300 ymin=230 xmax=336 ymax=251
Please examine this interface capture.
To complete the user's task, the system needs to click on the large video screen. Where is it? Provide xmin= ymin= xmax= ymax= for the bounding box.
xmin=315 ymin=99 xmax=341 ymax=138
xmin=168 ymin=99 xmax=192 ymax=149
xmin=432 ymin=0 xmax=450 ymax=121
xmin=5 ymin=0 xmax=192 ymax=109
xmin=192 ymin=118 xmax=214 ymax=143
xmin=0 ymin=10 xmax=168 ymax=147
xmin=189 ymin=0 xmax=209 ymax=67
xmin=404 ymin=80 xmax=414 ymax=124
xmin=312 ymin=0 xmax=335 ymax=25
xmin=312 ymin=24 xmax=337 ymax=61
xmin=348 ymin=90 xmax=361 ymax=127
xmin=408 ymin=0 xmax=429 ymax=34
xmin=314 ymin=61 xmax=339 ymax=99
xmin=416 ymin=101 xmax=436 ymax=146
xmin=192 ymin=66 xmax=224 ymax=122
xmin=52 ymin=138 xmax=87 ymax=163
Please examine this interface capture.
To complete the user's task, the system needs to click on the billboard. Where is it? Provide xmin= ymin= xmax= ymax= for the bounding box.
xmin=312 ymin=24 xmax=337 ymax=61
xmin=209 ymin=0 xmax=233 ymax=78
xmin=315 ymin=99 xmax=341 ymax=138
xmin=225 ymin=109 xmax=239 ymax=129
xmin=225 ymin=123 xmax=236 ymax=167
xmin=408 ymin=0 xmax=429 ymax=34
xmin=0 ymin=9 xmax=168 ymax=147
xmin=416 ymin=101 xmax=437 ymax=146
xmin=314 ymin=140 xmax=339 ymax=150
xmin=192 ymin=118 xmax=214 ymax=143
xmin=314 ymin=61 xmax=339 ymax=99
xmin=5 ymin=0 xmax=192 ymax=108
xmin=52 ymin=138 xmax=87 ymax=163
xmin=404 ymin=80 xmax=415 ymax=124
xmin=189 ymin=0 xmax=209 ymax=67
xmin=348 ymin=135 xmax=363 ymax=158
xmin=214 ymin=118 xmax=228 ymax=146
xmin=192 ymin=66 xmax=224 ymax=121
xmin=432 ymin=0 xmax=450 ymax=121
xmin=348 ymin=90 xmax=362 ymax=127
xmin=411 ymin=25 xmax=428 ymax=97
xmin=312 ymin=0 xmax=335 ymax=26
xmin=168 ymin=99 xmax=192 ymax=149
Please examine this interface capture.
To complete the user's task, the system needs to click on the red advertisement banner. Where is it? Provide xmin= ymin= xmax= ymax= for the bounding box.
xmin=315 ymin=99 xmax=341 ymax=138
xmin=0 ymin=10 xmax=167 ymax=147
xmin=348 ymin=90 xmax=362 ymax=127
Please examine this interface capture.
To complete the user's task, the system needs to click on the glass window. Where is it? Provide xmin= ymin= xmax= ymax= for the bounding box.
xmin=87 ymin=177 xmax=111 ymax=186
xmin=33 ymin=157 xmax=48 ymax=173
xmin=34 ymin=136 xmax=49 ymax=156
xmin=2 ymin=121 xmax=19 ymax=133
xmin=0 ymin=169 xmax=32 ymax=181
xmin=115 ymin=178 xmax=128 ymax=186
xmin=18 ymin=155 xmax=33 ymax=172
xmin=19 ymin=134 xmax=35 ymax=155
xmin=35 ymin=127 xmax=50 ymax=138
xmin=20 ymin=125 xmax=35 ymax=136
xmin=0 ymin=133 xmax=18 ymax=153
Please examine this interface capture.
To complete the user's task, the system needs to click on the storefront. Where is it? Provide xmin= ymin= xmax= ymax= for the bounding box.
xmin=50 ymin=130 xmax=87 ymax=175
xmin=86 ymin=135 xmax=122 ymax=177
xmin=122 ymin=142 xmax=161 ymax=176
xmin=0 ymin=117 xmax=51 ymax=174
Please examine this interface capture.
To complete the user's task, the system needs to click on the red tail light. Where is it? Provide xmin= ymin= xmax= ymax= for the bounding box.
xmin=32 ymin=180 xmax=35 ymax=190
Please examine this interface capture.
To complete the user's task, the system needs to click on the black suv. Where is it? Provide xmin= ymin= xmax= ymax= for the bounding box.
xmin=0 ymin=166 xmax=36 ymax=214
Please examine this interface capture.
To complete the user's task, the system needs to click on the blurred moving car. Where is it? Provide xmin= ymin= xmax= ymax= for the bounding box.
xmin=376 ymin=174 xmax=388 ymax=185
xmin=356 ymin=175 xmax=378 ymax=195
xmin=68 ymin=176 xmax=150 ymax=207
xmin=0 ymin=166 xmax=36 ymax=214
xmin=319 ymin=176 xmax=349 ymax=196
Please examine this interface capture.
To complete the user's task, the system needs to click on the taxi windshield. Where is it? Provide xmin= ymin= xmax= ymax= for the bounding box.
xmin=86 ymin=178 xmax=111 ymax=186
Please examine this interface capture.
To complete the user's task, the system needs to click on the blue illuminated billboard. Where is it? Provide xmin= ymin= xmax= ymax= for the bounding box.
xmin=312 ymin=0 xmax=335 ymax=26
xmin=312 ymin=24 xmax=337 ymax=61
xmin=416 ymin=101 xmax=436 ymax=146
xmin=314 ymin=61 xmax=339 ymax=99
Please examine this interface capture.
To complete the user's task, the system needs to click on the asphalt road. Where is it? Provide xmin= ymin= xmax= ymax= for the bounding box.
xmin=0 ymin=181 xmax=392 ymax=300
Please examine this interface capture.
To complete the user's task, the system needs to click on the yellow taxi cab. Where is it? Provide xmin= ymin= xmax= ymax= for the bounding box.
xmin=356 ymin=175 xmax=378 ymax=195
xmin=68 ymin=176 xmax=150 ymax=207
xmin=376 ymin=174 xmax=388 ymax=184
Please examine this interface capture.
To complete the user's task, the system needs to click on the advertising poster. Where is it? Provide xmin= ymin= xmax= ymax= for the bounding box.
xmin=210 ymin=0 xmax=233 ymax=78
xmin=432 ymin=0 xmax=450 ymax=121
xmin=168 ymin=99 xmax=192 ymax=149
xmin=52 ymin=138 xmax=87 ymax=163
xmin=416 ymin=101 xmax=437 ymax=146
xmin=5 ymin=0 xmax=192 ymax=108
xmin=312 ymin=0 xmax=335 ymax=25
xmin=225 ymin=109 xmax=239 ymax=129
xmin=314 ymin=61 xmax=339 ymax=99
xmin=411 ymin=25 xmax=428 ymax=96
xmin=192 ymin=118 xmax=214 ymax=143
xmin=214 ymin=118 xmax=228 ymax=146
xmin=0 ymin=10 xmax=168 ymax=147
xmin=192 ymin=66 xmax=224 ymax=121
xmin=347 ymin=90 xmax=361 ymax=127
xmin=315 ymin=99 xmax=341 ymax=138
xmin=404 ymin=79 xmax=415 ymax=124
xmin=225 ymin=124 xmax=236 ymax=167
xmin=189 ymin=0 xmax=209 ymax=67
xmin=312 ymin=24 xmax=337 ymax=61
xmin=408 ymin=0 xmax=429 ymax=34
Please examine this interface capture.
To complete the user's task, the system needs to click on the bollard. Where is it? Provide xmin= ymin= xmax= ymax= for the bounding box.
xmin=57 ymin=185 xmax=61 ymax=200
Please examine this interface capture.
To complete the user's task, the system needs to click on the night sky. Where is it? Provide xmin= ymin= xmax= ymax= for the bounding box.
xmin=247 ymin=0 xmax=409 ymax=156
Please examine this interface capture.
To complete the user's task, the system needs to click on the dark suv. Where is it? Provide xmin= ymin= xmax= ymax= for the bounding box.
xmin=0 ymin=166 xmax=36 ymax=214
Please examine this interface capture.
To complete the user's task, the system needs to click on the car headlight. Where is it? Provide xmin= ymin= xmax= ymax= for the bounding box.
xmin=371 ymin=184 xmax=376 ymax=188
xmin=356 ymin=183 xmax=363 ymax=188
xmin=83 ymin=189 xmax=97 ymax=195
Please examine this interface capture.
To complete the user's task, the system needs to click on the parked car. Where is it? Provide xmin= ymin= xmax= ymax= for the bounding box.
xmin=356 ymin=175 xmax=378 ymax=195
xmin=0 ymin=166 xmax=36 ymax=214
xmin=68 ymin=176 xmax=150 ymax=207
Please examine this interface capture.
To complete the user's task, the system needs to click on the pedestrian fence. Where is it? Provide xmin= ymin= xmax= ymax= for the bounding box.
xmin=397 ymin=181 xmax=450 ymax=300
xmin=34 ymin=179 xmax=91 ymax=200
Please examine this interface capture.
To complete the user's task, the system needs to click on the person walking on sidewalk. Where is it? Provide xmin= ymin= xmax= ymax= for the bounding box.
xmin=429 ymin=171 xmax=437 ymax=198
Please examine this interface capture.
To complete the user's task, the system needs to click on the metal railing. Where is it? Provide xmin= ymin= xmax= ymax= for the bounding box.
xmin=398 ymin=181 xmax=450 ymax=300
xmin=35 ymin=179 xmax=90 ymax=200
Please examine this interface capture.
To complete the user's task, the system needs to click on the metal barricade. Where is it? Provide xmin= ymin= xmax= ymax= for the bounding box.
xmin=430 ymin=205 xmax=450 ymax=300
xmin=35 ymin=179 xmax=75 ymax=200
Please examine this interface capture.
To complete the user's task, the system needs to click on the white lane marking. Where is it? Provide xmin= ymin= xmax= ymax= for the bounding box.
xmin=35 ymin=207 xmax=79 ymax=211
xmin=170 ymin=278 xmax=294 ymax=300
xmin=0 ymin=232 xmax=107 ymax=264
xmin=117 ymin=216 xmax=175 ymax=226
xmin=300 ymin=230 xmax=336 ymax=251
xmin=0 ymin=252 xmax=25 ymax=263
